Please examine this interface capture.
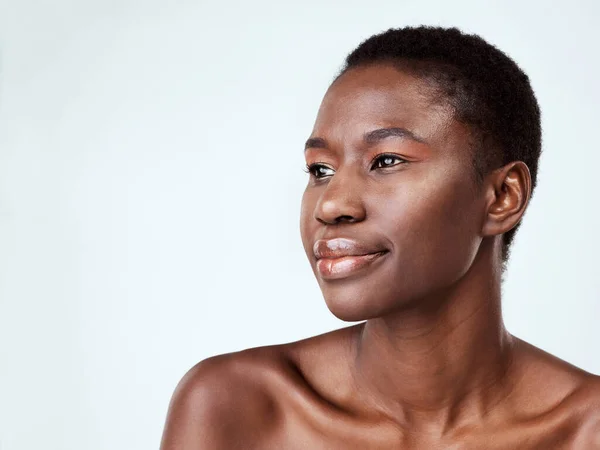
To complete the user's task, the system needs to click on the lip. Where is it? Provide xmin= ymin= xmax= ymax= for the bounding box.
xmin=316 ymin=251 xmax=388 ymax=280
xmin=313 ymin=238 xmax=389 ymax=280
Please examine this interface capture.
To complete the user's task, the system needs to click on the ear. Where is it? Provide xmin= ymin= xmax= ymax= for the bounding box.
xmin=481 ymin=161 xmax=532 ymax=237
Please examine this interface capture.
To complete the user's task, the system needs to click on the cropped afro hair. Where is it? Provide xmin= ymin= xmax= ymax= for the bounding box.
xmin=336 ymin=26 xmax=542 ymax=269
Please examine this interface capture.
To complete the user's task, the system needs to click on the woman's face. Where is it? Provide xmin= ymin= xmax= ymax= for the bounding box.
xmin=300 ymin=63 xmax=488 ymax=321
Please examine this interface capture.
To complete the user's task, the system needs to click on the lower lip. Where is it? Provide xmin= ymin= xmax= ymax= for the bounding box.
xmin=316 ymin=251 xmax=388 ymax=280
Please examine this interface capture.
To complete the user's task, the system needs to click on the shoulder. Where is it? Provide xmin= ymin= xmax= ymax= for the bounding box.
xmin=160 ymin=346 xmax=290 ymax=450
xmin=515 ymin=338 xmax=600 ymax=446
xmin=159 ymin=325 xmax=360 ymax=450
xmin=569 ymin=374 xmax=600 ymax=447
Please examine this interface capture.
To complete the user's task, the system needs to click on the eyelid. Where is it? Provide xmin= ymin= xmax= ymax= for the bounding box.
xmin=304 ymin=161 xmax=335 ymax=179
xmin=304 ymin=153 xmax=407 ymax=179
xmin=369 ymin=153 xmax=408 ymax=168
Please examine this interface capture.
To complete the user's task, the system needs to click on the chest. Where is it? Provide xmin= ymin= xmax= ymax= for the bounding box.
xmin=264 ymin=416 xmax=583 ymax=450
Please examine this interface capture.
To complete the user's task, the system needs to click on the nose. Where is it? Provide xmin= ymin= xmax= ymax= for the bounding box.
xmin=314 ymin=168 xmax=366 ymax=225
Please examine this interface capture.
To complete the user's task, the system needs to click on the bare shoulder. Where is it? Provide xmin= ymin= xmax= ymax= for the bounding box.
xmin=512 ymin=337 xmax=600 ymax=446
xmin=159 ymin=346 xmax=290 ymax=450
xmin=159 ymin=326 xmax=360 ymax=450
xmin=570 ymin=374 xmax=600 ymax=447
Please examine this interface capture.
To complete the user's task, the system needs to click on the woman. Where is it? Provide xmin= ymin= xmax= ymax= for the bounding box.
xmin=160 ymin=26 xmax=600 ymax=449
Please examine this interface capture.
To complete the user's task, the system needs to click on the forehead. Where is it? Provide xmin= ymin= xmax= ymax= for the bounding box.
xmin=312 ymin=63 xmax=472 ymax=155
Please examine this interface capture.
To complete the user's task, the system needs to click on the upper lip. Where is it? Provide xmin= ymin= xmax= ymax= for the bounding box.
xmin=313 ymin=238 xmax=388 ymax=260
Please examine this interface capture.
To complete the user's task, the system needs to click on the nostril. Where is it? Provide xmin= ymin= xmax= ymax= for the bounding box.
xmin=335 ymin=215 xmax=356 ymax=224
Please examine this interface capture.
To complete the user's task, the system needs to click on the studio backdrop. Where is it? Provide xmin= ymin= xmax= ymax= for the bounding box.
xmin=0 ymin=1 xmax=598 ymax=449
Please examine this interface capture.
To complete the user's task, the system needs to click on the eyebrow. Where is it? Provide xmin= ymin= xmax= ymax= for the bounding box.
xmin=304 ymin=127 xmax=426 ymax=151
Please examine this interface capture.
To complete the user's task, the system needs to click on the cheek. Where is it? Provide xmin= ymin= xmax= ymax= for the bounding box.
xmin=376 ymin=171 xmax=481 ymax=282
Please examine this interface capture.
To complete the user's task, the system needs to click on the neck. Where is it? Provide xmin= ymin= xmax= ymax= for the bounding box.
xmin=351 ymin=241 xmax=516 ymax=435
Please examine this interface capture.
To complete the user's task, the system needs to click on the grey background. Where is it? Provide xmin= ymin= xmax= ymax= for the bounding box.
xmin=0 ymin=1 xmax=598 ymax=449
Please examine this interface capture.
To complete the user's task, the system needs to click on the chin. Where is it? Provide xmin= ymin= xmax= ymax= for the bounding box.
xmin=319 ymin=273 xmax=431 ymax=321
xmin=322 ymin=289 xmax=392 ymax=322
xmin=325 ymin=303 xmax=370 ymax=322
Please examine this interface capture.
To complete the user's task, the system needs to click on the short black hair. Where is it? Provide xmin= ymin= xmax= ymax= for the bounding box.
xmin=337 ymin=26 xmax=542 ymax=269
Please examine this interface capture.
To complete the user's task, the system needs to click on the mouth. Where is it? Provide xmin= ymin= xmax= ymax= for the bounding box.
xmin=316 ymin=250 xmax=389 ymax=280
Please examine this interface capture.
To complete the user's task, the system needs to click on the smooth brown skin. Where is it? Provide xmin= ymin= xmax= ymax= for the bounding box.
xmin=160 ymin=63 xmax=600 ymax=449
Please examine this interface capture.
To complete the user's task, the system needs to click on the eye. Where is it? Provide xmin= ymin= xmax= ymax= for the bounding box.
xmin=371 ymin=153 xmax=407 ymax=170
xmin=303 ymin=162 xmax=335 ymax=179
xmin=303 ymin=154 xmax=407 ymax=180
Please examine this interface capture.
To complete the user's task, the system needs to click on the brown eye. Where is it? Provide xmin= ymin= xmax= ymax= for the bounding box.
xmin=371 ymin=154 xmax=406 ymax=169
xmin=304 ymin=163 xmax=335 ymax=179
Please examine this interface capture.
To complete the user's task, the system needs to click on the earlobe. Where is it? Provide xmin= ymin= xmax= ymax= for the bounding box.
xmin=481 ymin=161 xmax=532 ymax=237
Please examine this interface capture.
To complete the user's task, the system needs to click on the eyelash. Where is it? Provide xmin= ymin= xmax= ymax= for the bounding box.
xmin=303 ymin=153 xmax=407 ymax=179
